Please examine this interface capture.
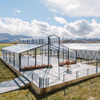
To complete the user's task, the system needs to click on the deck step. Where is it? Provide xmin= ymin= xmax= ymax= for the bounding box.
xmin=14 ymin=78 xmax=25 ymax=87
xmin=0 ymin=80 xmax=20 ymax=94
xmin=23 ymin=75 xmax=31 ymax=83
xmin=23 ymin=73 xmax=33 ymax=81
xmin=19 ymin=76 xmax=26 ymax=85
xmin=19 ymin=76 xmax=29 ymax=84
xmin=14 ymin=79 xmax=20 ymax=88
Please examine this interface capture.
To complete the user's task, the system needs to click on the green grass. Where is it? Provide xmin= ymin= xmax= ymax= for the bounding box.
xmin=1 ymin=76 xmax=100 ymax=100
xmin=0 ymin=88 xmax=36 ymax=100
xmin=0 ymin=60 xmax=17 ymax=82
xmin=0 ymin=44 xmax=13 ymax=56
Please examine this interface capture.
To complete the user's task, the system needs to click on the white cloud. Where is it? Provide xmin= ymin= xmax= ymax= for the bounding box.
xmin=64 ymin=20 xmax=94 ymax=38
xmin=0 ymin=17 xmax=100 ymax=38
xmin=61 ymin=12 xmax=64 ymax=15
xmin=67 ymin=4 xmax=79 ymax=11
xmin=43 ymin=0 xmax=100 ymax=17
xmin=13 ymin=9 xmax=21 ymax=15
xmin=54 ymin=15 xmax=67 ymax=24
xmin=13 ymin=9 xmax=21 ymax=13
xmin=49 ymin=8 xmax=58 ymax=13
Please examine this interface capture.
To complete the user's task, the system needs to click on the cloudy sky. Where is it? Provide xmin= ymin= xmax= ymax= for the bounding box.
xmin=0 ymin=0 xmax=100 ymax=38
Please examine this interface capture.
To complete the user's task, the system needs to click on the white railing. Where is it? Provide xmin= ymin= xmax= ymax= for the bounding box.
xmin=49 ymin=66 xmax=100 ymax=86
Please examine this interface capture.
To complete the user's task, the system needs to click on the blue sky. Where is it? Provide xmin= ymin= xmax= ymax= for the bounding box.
xmin=0 ymin=0 xmax=100 ymax=38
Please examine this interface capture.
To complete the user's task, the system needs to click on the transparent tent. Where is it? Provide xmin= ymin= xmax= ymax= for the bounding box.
xmin=1 ymin=35 xmax=76 ymax=72
xmin=63 ymin=43 xmax=100 ymax=63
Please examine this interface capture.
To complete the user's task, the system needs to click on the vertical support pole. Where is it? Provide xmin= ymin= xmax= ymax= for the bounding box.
xmin=6 ymin=50 xmax=7 ymax=61
xmin=87 ymin=69 xmax=89 ymax=75
xmin=9 ymin=52 xmax=10 ymax=63
xmin=58 ymin=37 xmax=60 ymax=79
xmin=58 ymin=50 xmax=59 ymax=64
xmin=32 ymin=73 xmax=33 ymax=81
xmin=96 ymin=62 xmax=98 ymax=73
xmin=48 ymin=36 xmax=50 ymax=66
xmin=35 ymin=48 xmax=36 ymax=66
xmin=39 ymin=78 xmax=41 ymax=88
xmin=42 ymin=47 xmax=43 ymax=65
xmin=76 ymin=51 xmax=77 ymax=62
xmin=45 ymin=78 xmax=47 ymax=87
xmin=19 ymin=53 xmax=21 ymax=71
xmin=58 ymin=50 xmax=60 ymax=79
xmin=51 ymin=49 xmax=52 ymax=56
xmin=39 ymin=39 xmax=40 ymax=44
xmin=27 ymin=51 xmax=29 ymax=67
xmin=27 ymin=40 xmax=28 ymax=44
xmin=42 ymin=78 xmax=44 ymax=88
xmin=63 ymin=74 xmax=65 ymax=82
xmin=68 ymin=49 xmax=69 ymax=60
xmin=76 ymin=71 xmax=79 ymax=78
xmin=47 ymin=78 xmax=49 ymax=87
xmin=13 ymin=53 xmax=15 ymax=66
xmin=63 ymin=49 xmax=64 ymax=62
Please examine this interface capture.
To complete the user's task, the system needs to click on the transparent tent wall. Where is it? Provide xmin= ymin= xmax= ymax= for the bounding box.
xmin=76 ymin=50 xmax=98 ymax=61
xmin=97 ymin=51 xmax=100 ymax=60
xmin=4 ymin=50 xmax=7 ymax=61
xmin=7 ymin=51 xmax=9 ymax=62
xmin=28 ymin=49 xmax=35 ymax=67
xmin=21 ymin=51 xmax=29 ymax=68
xmin=59 ymin=47 xmax=69 ymax=63
xmin=69 ymin=49 xmax=76 ymax=61
xmin=21 ymin=50 xmax=35 ymax=68
xmin=15 ymin=53 xmax=19 ymax=68
xmin=36 ymin=47 xmax=43 ymax=66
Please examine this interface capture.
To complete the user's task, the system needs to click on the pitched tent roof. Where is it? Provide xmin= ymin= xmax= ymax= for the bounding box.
xmin=63 ymin=43 xmax=100 ymax=51
xmin=2 ymin=44 xmax=44 ymax=54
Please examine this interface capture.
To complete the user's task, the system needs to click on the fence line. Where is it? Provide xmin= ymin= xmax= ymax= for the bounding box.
xmin=30 ymin=66 xmax=100 ymax=88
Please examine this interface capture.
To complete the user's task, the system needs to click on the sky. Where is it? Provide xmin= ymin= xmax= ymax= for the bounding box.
xmin=0 ymin=0 xmax=100 ymax=39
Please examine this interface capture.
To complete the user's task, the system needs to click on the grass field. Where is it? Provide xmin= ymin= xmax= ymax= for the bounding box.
xmin=0 ymin=44 xmax=13 ymax=56
xmin=0 ymin=75 xmax=100 ymax=100
xmin=0 ymin=60 xmax=17 ymax=82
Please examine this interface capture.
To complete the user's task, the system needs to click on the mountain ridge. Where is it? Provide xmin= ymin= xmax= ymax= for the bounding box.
xmin=0 ymin=33 xmax=32 ymax=42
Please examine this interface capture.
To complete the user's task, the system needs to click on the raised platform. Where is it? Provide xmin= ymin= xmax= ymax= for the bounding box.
xmin=1 ymin=56 xmax=100 ymax=95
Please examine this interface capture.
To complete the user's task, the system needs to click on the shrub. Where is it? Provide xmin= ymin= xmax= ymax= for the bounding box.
xmin=47 ymin=64 xmax=53 ymax=68
xmin=59 ymin=62 xmax=64 ymax=66
xmin=36 ymin=65 xmax=41 ymax=69
xmin=71 ymin=61 xmax=76 ymax=64
xmin=64 ymin=60 xmax=71 ymax=65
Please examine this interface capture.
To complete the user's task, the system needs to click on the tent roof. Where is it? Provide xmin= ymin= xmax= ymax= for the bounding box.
xmin=2 ymin=44 xmax=44 ymax=53
xmin=63 ymin=43 xmax=100 ymax=51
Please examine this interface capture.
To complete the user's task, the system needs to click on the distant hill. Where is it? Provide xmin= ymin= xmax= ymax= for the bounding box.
xmin=0 ymin=33 xmax=32 ymax=43
xmin=1 ymin=33 xmax=100 ymax=43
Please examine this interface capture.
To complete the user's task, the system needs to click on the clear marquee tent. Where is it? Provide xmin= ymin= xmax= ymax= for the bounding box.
xmin=2 ymin=34 xmax=100 ymax=72
xmin=1 ymin=35 xmax=76 ymax=71
xmin=63 ymin=43 xmax=100 ymax=61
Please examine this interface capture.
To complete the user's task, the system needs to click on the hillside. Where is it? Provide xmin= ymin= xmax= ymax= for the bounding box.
xmin=0 ymin=33 xmax=32 ymax=42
